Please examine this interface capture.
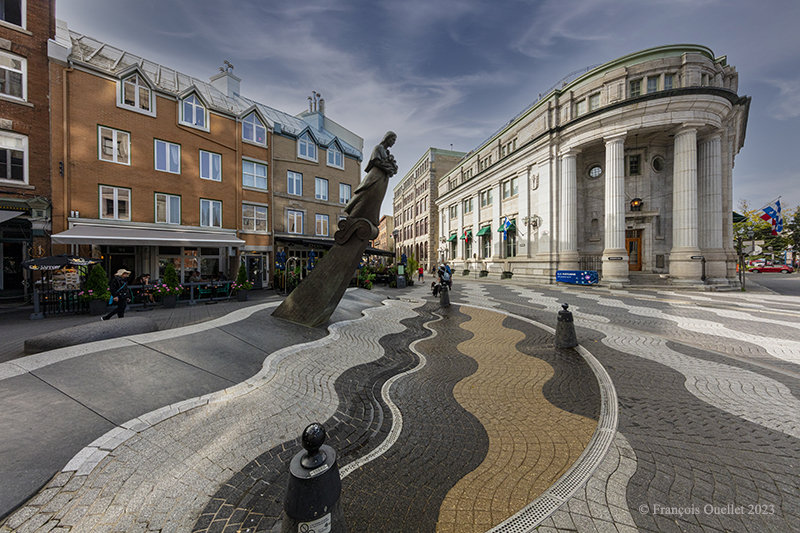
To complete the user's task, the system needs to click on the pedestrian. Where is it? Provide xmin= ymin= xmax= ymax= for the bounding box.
xmin=418 ymin=266 xmax=424 ymax=282
xmin=136 ymin=273 xmax=155 ymax=305
xmin=102 ymin=269 xmax=132 ymax=320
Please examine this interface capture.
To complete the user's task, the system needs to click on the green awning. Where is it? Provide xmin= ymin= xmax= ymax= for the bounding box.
xmin=460 ymin=230 xmax=472 ymax=240
xmin=732 ymin=211 xmax=747 ymax=223
xmin=447 ymin=234 xmax=457 ymax=242
xmin=497 ymin=219 xmax=517 ymax=232
xmin=476 ymin=226 xmax=492 ymax=237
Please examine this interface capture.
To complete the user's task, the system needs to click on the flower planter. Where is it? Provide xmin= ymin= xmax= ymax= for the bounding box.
xmin=501 ymin=271 xmax=513 ymax=279
xmin=162 ymin=294 xmax=177 ymax=308
xmin=479 ymin=270 xmax=489 ymax=277
xmin=237 ymin=290 xmax=250 ymax=302
xmin=462 ymin=269 xmax=470 ymax=276
xmin=89 ymin=299 xmax=108 ymax=316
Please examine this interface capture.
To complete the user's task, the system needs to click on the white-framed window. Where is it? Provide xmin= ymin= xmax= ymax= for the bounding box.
xmin=464 ymin=197 xmax=473 ymax=214
xmin=155 ymin=193 xmax=180 ymax=224
xmin=298 ymin=132 xmax=317 ymax=162
xmin=647 ymin=77 xmax=659 ymax=93
xmin=327 ymin=144 xmax=343 ymax=169
xmin=588 ymin=93 xmax=600 ymax=111
xmin=121 ymin=73 xmax=152 ymax=112
xmin=154 ymin=140 xmax=180 ymax=174
xmin=0 ymin=132 xmax=26 ymax=183
xmin=629 ymin=79 xmax=642 ymax=98
xmin=200 ymin=199 xmax=222 ymax=228
xmin=242 ymin=112 xmax=266 ymax=145
xmin=316 ymin=214 xmax=329 ymax=236
xmin=181 ymin=94 xmax=206 ymax=129
xmin=480 ymin=189 xmax=493 ymax=207
xmin=288 ymin=210 xmax=303 ymax=234
xmin=315 ymin=177 xmax=329 ymax=200
xmin=243 ymin=160 xmax=267 ymax=190
xmin=575 ymin=99 xmax=586 ymax=116
xmin=664 ymin=74 xmax=674 ymax=90
xmin=0 ymin=0 xmax=24 ymax=28
xmin=288 ymin=170 xmax=302 ymax=196
xmin=98 ymin=126 xmax=130 ymax=165
xmin=502 ymin=177 xmax=519 ymax=199
xmin=243 ymin=204 xmax=268 ymax=232
xmin=0 ymin=51 xmax=25 ymax=100
xmin=481 ymin=231 xmax=491 ymax=258
xmin=200 ymin=150 xmax=221 ymax=181
xmin=339 ymin=183 xmax=351 ymax=204
xmin=100 ymin=185 xmax=130 ymax=221
xmin=449 ymin=205 xmax=458 ymax=219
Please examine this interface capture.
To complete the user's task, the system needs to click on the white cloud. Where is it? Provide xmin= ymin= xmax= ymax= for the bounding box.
xmin=764 ymin=79 xmax=800 ymax=120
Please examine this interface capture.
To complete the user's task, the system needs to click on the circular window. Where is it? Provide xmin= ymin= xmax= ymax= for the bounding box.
xmin=588 ymin=165 xmax=603 ymax=179
xmin=652 ymin=156 xmax=665 ymax=173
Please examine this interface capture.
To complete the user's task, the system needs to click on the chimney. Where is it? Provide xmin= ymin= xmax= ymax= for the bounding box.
xmin=210 ymin=60 xmax=241 ymax=97
xmin=319 ymin=98 xmax=325 ymax=115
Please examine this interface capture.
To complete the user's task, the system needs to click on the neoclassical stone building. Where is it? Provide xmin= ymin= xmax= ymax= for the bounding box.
xmin=437 ymin=45 xmax=749 ymax=286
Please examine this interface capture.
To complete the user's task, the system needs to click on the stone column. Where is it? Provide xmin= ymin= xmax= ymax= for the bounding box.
xmin=602 ymin=134 xmax=629 ymax=283
xmin=492 ymin=182 xmax=502 ymax=261
xmin=559 ymin=149 xmax=580 ymax=270
xmin=670 ymin=125 xmax=703 ymax=283
xmin=698 ymin=132 xmax=727 ymax=284
xmin=520 ymin=168 xmax=531 ymax=258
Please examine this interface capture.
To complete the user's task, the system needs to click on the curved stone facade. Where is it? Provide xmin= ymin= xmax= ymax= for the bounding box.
xmin=437 ymin=44 xmax=749 ymax=286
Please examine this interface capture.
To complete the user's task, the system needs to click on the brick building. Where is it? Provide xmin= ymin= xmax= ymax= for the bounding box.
xmin=0 ymin=0 xmax=55 ymax=297
xmin=392 ymin=148 xmax=465 ymax=271
xmin=47 ymin=21 xmax=362 ymax=287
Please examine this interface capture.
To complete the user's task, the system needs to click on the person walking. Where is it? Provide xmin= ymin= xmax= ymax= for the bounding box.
xmin=102 ymin=269 xmax=132 ymax=320
xmin=418 ymin=266 xmax=424 ymax=282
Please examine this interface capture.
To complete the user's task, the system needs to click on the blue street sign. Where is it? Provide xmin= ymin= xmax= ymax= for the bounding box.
xmin=556 ymin=270 xmax=599 ymax=285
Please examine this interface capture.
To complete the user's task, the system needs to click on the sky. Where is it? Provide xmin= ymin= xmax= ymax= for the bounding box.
xmin=56 ymin=0 xmax=800 ymax=219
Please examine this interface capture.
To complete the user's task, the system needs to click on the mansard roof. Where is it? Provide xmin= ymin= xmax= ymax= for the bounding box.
xmin=67 ymin=29 xmax=362 ymax=160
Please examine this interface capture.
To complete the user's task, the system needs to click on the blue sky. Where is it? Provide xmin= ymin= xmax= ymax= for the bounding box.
xmin=57 ymin=0 xmax=800 ymax=218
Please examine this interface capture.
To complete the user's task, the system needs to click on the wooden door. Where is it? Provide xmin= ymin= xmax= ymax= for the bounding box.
xmin=626 ymin=230 xmax=642 ymax=271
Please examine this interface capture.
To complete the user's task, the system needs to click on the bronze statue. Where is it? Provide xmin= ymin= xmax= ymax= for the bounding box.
xmin=344 ymin=131 xmax=398 ymax=225
xmin=272 ymin=132 xmax=399 ymax=328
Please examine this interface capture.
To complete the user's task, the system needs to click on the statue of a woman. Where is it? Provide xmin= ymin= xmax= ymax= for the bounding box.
xmin=344 ymin=131 xmax=398 ymax=225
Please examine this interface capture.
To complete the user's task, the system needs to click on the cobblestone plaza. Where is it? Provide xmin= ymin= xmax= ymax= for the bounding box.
xmin=1 ymin=280 xmax=799 ymax=532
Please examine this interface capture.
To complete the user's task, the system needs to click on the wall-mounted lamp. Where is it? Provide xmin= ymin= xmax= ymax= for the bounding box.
xmin=521 ymin=214 xmax=541 ymax=229
xmin=630 ymin=198 xmax=643 ymax=212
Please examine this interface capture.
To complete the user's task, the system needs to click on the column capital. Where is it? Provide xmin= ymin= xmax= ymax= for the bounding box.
xmin=676 ymin=122 xmax=704 ymax=136
xmin=700 ymin=130 xmax=723 ymax=144
xmin=603 ymin=132 xmax=627 ymax=145
xmin=559 ymin=147 xmax=582 ymax=158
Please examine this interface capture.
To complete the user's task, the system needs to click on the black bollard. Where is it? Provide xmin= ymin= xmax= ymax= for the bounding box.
xmin=554 ymin=303 xmax=578 ymax=348
xmin=282 ymin=423 xmax=347 ymax=533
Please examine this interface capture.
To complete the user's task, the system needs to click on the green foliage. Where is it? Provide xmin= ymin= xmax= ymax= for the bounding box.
xmin=734 ymin=199 xmax=794 ymax=255
xmin=164 ymin=262 xmax=180 ymax=289
xmin=357 ymin=266 xmax=376 ymax=290
xmin=81 ymin=264 xmax=110 ymax=301
xmin=234 ymin=261 xmax=253 ymax=291
xmin=407 ymin=254 xmax=419 ymax=276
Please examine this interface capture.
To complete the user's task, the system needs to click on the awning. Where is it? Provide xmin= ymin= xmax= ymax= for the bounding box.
xmin=447 ymin=234 xmax=457 ymax=242
xmin=732 ymin=211 xmax=747 ymax=223
xmin=51 ymin=225 xmax=245 ymax=247
xmin=460 ymin=230 xmax=472 ymax=240
xmin=476 ymin=226 xmax=492 ymax=237
xmin=497 ymin=219 xmax=517 ymax=232
xmin=0 ymin=209 xmax=24 ymax=224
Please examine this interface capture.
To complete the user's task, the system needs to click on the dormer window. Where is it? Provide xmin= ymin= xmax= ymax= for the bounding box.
xmin=327 ymin=144 xmax=343 ymax=169
xmin=181 ymin=94 xmax=206 ymax=129
xmin=242 ymin=112 xmax=266 ymax=145
xmin=298 ymin=132 xmax=317 ymax=162
xmin=121 ymin=73 xmax=152 ymax=113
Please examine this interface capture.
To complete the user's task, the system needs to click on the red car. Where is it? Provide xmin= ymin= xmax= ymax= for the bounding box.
xmin=748 ymin=263 xmax=794 ymax=274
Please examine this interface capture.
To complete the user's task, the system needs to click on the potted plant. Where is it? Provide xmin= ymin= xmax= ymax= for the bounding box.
xmin=357 ymin=266 xmax=376 ymax=290
xmin=233 ymin=262 xmax=253 ymax=301
xmin=80 ymin=264 xmax=111 ymax=315
xmin=157 ymin=263 xmax=184 ymax=308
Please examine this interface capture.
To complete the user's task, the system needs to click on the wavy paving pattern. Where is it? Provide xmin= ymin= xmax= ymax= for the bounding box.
xmin=437 ymin=307 xmax=598 ymax=532
xmin=2 ymin=300 xmax=419 ymax=533
xmin=190 ymin=305 xmax=436 ymax=532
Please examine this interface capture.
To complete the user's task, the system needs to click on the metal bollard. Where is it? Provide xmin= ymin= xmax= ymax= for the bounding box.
xmin=554 ymin=303 xmax=578 ymax=348
xmin=282 ymin=423 xmax=347 ymax=533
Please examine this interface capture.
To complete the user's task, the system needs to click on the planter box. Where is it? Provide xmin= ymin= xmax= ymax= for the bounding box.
xmin=237 ymin=290 xmax=250 ymax=302
xmin=462 ymin=270 xmax=470 ymax=276
xmin=162 ymin=294 xmax=177 ymax=308
xmin=501 ymin=271 xmax=513 ymax=279
xmin=479 ymin=270 xmax=489 ymax=277
xmin=89 ymin=299 xmax=108 ymax=316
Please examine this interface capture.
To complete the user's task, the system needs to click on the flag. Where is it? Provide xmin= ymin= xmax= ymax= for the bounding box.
xmin=463 ymin=228 xmax=470 ymax=241
xmin=502 ymin=217 xmax=511 ymax=239
xmin=759 ymin=198 xmax=783 ymax=235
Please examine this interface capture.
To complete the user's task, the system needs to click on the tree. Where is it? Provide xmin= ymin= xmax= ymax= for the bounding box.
xmin=83 ymin=264 xmax=110 ymax=301
xmin=164 ymin=262 xmax=179 ymax=289
xmin=734 ymin=199 xmax=794 ymax=256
